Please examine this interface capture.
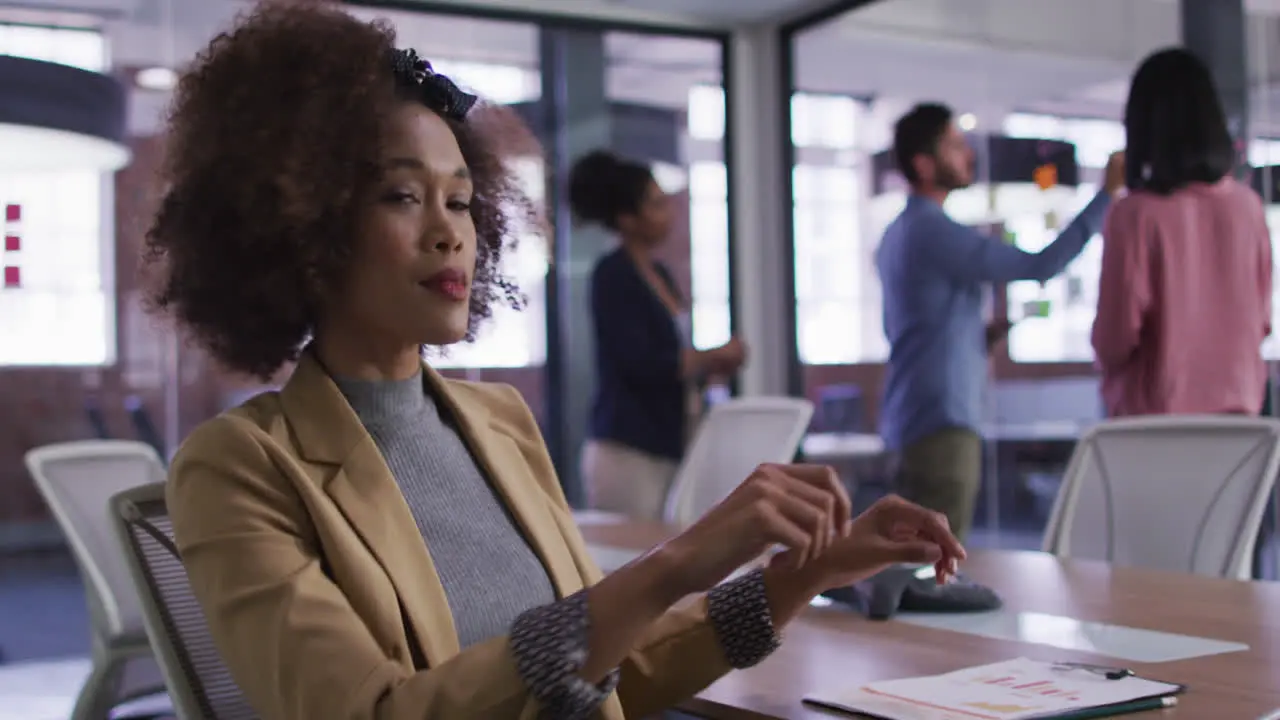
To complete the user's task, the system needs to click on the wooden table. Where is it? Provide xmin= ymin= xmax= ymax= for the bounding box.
xmin=580 ymin=523 xmax=1280 ymax=719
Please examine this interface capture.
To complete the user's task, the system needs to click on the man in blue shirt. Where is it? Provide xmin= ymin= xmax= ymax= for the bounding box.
xmin=876 ymin=103 xmax=1124 ymax=541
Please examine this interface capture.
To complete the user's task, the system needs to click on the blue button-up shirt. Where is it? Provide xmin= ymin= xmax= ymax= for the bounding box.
xmin=875 ymin=192 xmax=1111 ymax=449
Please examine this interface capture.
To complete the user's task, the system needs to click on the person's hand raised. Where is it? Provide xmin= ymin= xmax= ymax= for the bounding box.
xmin=790 ymin=494 xmax=967 ymax=592
xmin=1103 ymin=150 xmax=1126 ymax=197
xmin=985 ymin=319 xmax=1014 ymax=350
xmin=715 ymin=336 xmax=748 ymax=372
xmin=655 ymin=463 xmax=851 ymax=597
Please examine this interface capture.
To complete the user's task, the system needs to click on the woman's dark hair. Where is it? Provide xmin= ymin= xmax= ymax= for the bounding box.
xmin=893 ymin=103 xmax=953 ymax=185
xmin=1124 ymin=47 xmax=1236 ymax=194
xmin=143 ymin=1 xmax=539 ymax=380
xmin=567 ymin=150 xmax=653 ymax=230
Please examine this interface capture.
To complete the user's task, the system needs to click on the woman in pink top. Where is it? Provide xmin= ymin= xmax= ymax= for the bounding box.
xmin=1092 ymin=47 xmax=1272 ymax=417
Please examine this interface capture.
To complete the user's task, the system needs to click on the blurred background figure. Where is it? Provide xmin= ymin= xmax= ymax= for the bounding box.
xmin=1093 ymin=45 xmax=1276 ymax=583
xmin=876 ymin=103 xmax=1122 ymax=542
xmin=1092 ymin=46 xmax=1272 ymax=419
xmin=569 ymin=150 xmax=747 ymax=520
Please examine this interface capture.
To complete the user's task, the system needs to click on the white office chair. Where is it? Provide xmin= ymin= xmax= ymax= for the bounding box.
xmin=1043 ymin=415 xmax=1280 ymax=580
xmin=663 ymin=396 xmax=815 ymax=527
xmin=24 ymin=440 xmax=169 ymax=720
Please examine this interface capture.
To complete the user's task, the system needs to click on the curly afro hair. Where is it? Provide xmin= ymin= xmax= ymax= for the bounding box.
xmin=144 ymin=1 xmax=541 ymax=380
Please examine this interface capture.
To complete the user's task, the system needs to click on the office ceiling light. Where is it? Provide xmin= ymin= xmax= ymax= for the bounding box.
xmin=0 ymin=54 xmax=129 ymax=172
xmin=135 ymin=66 xmax=178 ymax=92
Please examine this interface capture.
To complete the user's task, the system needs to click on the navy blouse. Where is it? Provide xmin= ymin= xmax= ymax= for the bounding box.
xmin=588 ymin=248 xmax=687 ymax=461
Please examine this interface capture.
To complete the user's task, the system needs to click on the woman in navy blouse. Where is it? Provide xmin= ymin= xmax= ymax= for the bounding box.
xmin=569 ymin=150 xmax=747 ymax=520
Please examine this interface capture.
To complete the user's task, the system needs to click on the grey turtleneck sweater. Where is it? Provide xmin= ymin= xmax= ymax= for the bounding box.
xmin=333 ymin=372 xmax=557 ymax=649
xmin=332 ymin=371 xmax=781 ymax=720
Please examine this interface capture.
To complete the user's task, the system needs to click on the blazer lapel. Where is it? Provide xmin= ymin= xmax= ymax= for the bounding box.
xmin=280 ymin=355 xmax=462 ymax=664
xmin=424 ymin=367 xmax=586 ymax=599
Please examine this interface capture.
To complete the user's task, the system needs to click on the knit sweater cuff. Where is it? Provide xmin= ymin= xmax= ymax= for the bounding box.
xmin=509 ymin=590 xmax=620 ymax=720
xmin=706 ymin=568 xmax=782 ymax=668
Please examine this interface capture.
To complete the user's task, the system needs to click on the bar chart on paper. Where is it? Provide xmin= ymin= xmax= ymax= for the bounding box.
xmin=804 ymin=657 xmax=1182 ymax=720
xmin=961 ymin=671 xmax=1085 ymax=709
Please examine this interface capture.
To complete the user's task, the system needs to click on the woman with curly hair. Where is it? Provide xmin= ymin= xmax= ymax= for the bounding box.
xmin=148 ymin=4 xmax=965 ymax=720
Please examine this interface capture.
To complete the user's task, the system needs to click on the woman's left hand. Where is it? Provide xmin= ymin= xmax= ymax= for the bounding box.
xmin=778 ymin=494 xmax=966 ymax=593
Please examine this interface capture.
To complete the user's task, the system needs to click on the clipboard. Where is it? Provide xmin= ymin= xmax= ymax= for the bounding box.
xmin=803 ymin=657 xmax=1186 ymax=720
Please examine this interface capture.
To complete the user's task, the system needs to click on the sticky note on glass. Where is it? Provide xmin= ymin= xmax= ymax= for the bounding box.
xmin=1022 ymin=299 xmax=1051 ymax=318
xmin=1033 ymin=164 xmax=1058 ymax=190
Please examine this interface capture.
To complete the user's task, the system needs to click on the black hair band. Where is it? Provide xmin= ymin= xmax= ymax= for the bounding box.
xmin=389 ymin=48 xmax=478 ymax=122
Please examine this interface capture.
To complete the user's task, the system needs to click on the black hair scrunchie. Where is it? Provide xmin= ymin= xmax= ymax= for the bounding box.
xmin=389 ymin=48 xmax=478 ymax=122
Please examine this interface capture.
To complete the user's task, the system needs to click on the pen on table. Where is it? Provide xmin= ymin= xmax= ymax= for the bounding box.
xmin=1051 ymin=696 xmax=1176 ymax=720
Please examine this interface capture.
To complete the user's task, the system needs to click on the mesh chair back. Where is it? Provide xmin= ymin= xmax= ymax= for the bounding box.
xmin=25 ymin=440 xmax=166 ymax=639
xmin=1044 ymin=415 xmax=1280 ymax=580
xmin=111 ymin=484 xmax=258 ymax=720
xmin=664 ymin=396 xmax=815 ymax=526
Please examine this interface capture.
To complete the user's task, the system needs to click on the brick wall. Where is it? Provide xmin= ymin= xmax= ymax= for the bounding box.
xmin=0 ymin=134 xmax=264 ymax=532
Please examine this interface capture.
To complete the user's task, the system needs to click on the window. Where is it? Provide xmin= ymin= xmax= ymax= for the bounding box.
xmin=794 ymin=163 xmax=863 ymax=363
xmin=0 ymin=24 xmax=104 ymax=70
xmin=1003 ymin=113 xmax=1123 ymax=168
xmin=688 ymin=161 xmax=730 ymax=350
xmin=1249 ymin=137 xmax=1280 ymax=167
xmin=790 ymin=93 xmax=871 ymax=364
xmin=687 ymin=85 xmax=725 ymax=142
xmin=792 ymin=93 xmax=858 ymax=150
xmin=0 ymin=24 xmax=113 ymax=366
xmin=685 ymin=85 xmax=733 ymax=350
xmin=343 ymin=6 xmax=540 ymax=108
xmin=430 ymin=60 xmax=540 ymax=105
xmin=1001 ymin=113 xmax=1123 ymax=362
xmin=1251 ymin=138 xmax=1280 ymax=360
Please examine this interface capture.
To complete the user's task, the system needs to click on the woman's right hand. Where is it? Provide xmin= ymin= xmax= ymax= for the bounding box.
xmin=713 ymin=337 xmax=748 ymax=373
xmin=652 ymin=463 xmax=851 ymax=597
xmin=1103 ymin=150 xmax=1126 ymax=196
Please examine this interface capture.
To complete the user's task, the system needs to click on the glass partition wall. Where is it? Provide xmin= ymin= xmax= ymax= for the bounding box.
xmin=784 ymin=0 xmax=1181 ymax=549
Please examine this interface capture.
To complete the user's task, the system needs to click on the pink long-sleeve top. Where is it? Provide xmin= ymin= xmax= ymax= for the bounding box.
xmin=1091 ymin=178 xmax=1273 ymax=417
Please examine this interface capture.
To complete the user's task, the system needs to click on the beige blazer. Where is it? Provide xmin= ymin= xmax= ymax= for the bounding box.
xmin=167 ymin=355 xmax=733 ymax=720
